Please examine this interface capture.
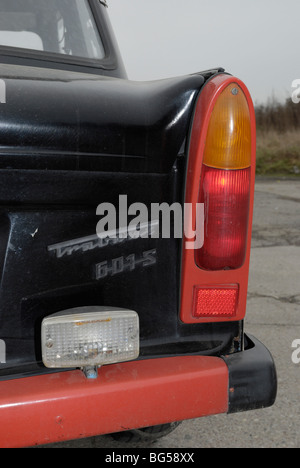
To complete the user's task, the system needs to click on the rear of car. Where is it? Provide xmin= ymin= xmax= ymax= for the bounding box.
xmin=0 ymin=0 xmax=277 ymax=448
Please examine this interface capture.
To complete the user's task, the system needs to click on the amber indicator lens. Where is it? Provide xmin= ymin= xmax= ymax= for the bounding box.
xmin=203 ymin=84 xmax=251 ymax=170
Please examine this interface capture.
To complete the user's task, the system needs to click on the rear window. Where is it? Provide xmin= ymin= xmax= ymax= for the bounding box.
xmin=0 ymin=0 xmax=105 ymax=60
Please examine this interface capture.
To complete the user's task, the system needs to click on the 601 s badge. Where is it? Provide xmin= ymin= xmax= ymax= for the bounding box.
xmin=95 ymin=249 xmax=157 ymax=280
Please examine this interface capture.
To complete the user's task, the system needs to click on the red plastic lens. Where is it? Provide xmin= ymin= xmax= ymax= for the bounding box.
xmin=192 ymin=285 xmax=239 ymax=318
xmin=196 ymin=166 xmax=251 ymax=270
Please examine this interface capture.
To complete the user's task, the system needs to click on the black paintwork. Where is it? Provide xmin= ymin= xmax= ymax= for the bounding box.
xmin=0 ymin=65 xmax=204 ymax=174
xmin=0 ymin=61 xmax=243 ymax=379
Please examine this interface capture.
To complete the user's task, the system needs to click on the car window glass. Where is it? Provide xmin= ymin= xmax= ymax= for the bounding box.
xmin=0 ymin=0 xmax=105 ymax=60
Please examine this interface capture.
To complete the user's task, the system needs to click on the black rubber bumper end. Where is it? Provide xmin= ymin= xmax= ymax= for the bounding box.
xmin=222 ymin=334 xmax=277 ymax=414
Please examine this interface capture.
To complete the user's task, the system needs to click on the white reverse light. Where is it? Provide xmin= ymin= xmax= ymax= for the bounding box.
xmin=41 ymin=306 xmax=139 ymax=369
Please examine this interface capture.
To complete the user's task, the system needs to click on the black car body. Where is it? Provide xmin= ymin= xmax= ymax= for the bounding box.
xmin=0 ymin=0 xmax=276 ymax=447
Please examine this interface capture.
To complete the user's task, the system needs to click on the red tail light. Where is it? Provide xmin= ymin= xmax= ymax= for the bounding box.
xmin=197 ymin=166 xmax=251 ymax=270
xmin=180 ymin=74 xmax=256 ymax=323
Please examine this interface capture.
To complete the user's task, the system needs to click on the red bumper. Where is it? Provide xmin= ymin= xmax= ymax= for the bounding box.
xmin=0 ymin=356 xmax=228 ymax=448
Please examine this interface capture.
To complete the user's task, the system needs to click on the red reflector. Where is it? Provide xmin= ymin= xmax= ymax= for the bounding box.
xmin=192 ymin=285 xmax=239 ymax=318
xmin=196 ymin=166 xmax=251 ymax=270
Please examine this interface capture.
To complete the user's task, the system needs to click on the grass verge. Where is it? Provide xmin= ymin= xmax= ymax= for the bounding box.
xmin=256 ymin=130 xmax=300 ymax=176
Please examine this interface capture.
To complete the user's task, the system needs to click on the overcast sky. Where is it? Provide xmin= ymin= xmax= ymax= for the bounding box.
xmin=107 ymin=0 xmax=299 ymax=105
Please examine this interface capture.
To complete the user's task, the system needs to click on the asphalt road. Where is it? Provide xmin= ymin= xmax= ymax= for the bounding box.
xmin=38 ymin=178 xmax=300 ymax=449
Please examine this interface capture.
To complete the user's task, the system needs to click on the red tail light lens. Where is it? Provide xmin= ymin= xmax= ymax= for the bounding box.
xmin=196 ymin=166 xmax=251 ymax=270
